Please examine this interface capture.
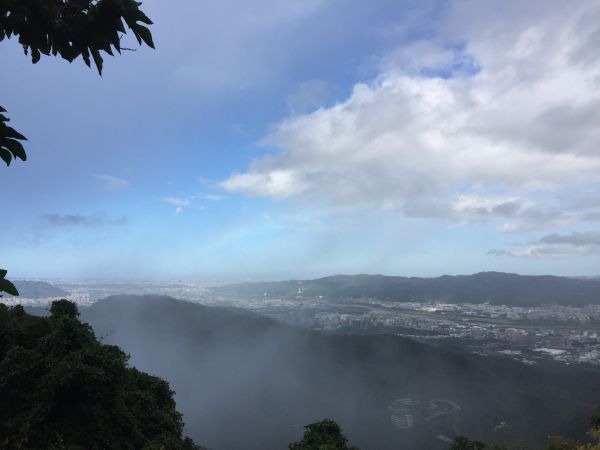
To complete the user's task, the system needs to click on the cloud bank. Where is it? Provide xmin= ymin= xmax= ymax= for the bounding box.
xmin=221 ymin=0 xmax=600 ymax=238
xmin=491 ymin=231 xmax=600 ymax=258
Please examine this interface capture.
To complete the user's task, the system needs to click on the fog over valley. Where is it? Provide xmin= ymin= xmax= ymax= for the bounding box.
xmin=16 ymin=273 xmax=600 ymax=449
xmin=80 ymin=294 xmax=599 ymax=450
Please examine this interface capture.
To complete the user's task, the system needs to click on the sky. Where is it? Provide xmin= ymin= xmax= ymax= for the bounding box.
xmin=2 ymin=0 xmax=600 ymax=279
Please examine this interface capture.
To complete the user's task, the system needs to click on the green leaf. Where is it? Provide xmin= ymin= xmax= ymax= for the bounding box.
xmin=0 ymin=269 xmax=7 ymax=278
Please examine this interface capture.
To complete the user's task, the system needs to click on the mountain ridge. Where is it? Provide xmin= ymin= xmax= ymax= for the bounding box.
xmin=213 ymin=272 xmax=600 ymax=306
xmin=7 ymin=280 xmax=69 ymax=299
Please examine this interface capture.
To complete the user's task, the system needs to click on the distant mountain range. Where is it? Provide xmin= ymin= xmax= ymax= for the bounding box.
xmin=81 ymin=295 xmax=600 ymax=450
xmin=9 ymin=280 xmax=69 ymax=299
xmin=214 ymin=272 xmax=600 ymax=306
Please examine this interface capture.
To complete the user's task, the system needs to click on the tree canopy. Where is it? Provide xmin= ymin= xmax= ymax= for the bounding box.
xmin=448 ymin=436 xmax=508 ymax=450
xmin=450 ymin=416 xmax=600 ymax=450
xmin=0 ymin=300 xmax=204 ymax=449
xmin=0 ymin=0 xmax=154 ymax=74
xmin=288 ymin=419 xmax=359 ymax=450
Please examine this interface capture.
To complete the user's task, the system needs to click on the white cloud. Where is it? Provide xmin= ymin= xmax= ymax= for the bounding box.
xmin=160 ymin=196 xmax=190 ymax=213
xmin=221 ymin=170 xmax=305 ymax=199
xmin=541 ymin=231 xmax=600 ymax=247
xmin=192 ymin=193 xmax=225 ymax=201
xmin=160 ymin=196 xmax=190 ymax=207
xmin=93 ymin=174 xmax=130 ymax=191
xmin=490 ymin=231 xmax=600 ymax=258
xmin=221 ymin=0 xmax=600 ymax=234
xmin=160 ymin=195 xmax=217 ymax=213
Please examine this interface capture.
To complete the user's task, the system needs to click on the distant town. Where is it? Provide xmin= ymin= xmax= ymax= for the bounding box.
xmin=6 ymin=278 xmax=600 ymax=367
xmin=205 ymin=292 xmax=600 ymax=367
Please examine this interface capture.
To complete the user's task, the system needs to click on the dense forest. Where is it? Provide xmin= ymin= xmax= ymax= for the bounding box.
xmin=0 ymin=300 xmax=204 ymax=449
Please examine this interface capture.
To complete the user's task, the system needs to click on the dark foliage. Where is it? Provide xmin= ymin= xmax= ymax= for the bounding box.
xmin=288 ymin=419 xmax=359 ymax=450
xmin=50 ymin=298 xmax=79 ymax=318
xmin=449 ymin=436 xmax=487 ymax=450
xmin=0 ymin=0 xmax=154 ymax=74
xmin=0 ymin=105 xmax=27 ymax=167
xmin=0 ymin=300 xmax=204 ymax=449
xmin=448 ymin=436 xmax=508 ymax=450
xmin=451 ymin=415 xmax=600 ymax=450
xmin=0 ymin=269 xmax=19 ymax=297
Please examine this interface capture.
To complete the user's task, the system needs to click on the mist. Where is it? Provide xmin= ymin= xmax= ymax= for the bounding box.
xmin=79 ymin=295 xmax=599 ymax=450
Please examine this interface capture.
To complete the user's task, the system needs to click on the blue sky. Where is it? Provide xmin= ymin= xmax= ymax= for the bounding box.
xmin=2 ymin=0 xmax=600 ymax=279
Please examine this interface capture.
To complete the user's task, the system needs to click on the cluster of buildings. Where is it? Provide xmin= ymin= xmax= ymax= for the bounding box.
xmin=197 ymin=290 xmax=600 ymax=367
xmin=6 ymin=279 xmax=600 ymax=367
xmin=301 ymin=300 xmax=600 ymax=366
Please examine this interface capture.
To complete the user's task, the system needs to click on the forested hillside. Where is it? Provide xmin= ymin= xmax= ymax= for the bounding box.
xmin=0 ymin=300 xmax=203 ymax=449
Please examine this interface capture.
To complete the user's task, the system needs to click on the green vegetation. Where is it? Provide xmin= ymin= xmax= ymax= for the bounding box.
xmin=288 ymin=419 xmax=359 ymax=450
xmin=0 ymin=300 xmax=203 ymax=449
xmin=547 ymin=415 xmax=600 ymax=450
xmin=291 ymin=417 xmax=600 ymax=450
xmin=449 ymin=414 xmax=600 ymax=450
xmin=448 ymin=436 xmax=507 ymax=449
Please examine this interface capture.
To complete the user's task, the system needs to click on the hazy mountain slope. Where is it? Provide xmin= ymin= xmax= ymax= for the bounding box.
xmin=81 ymin=295 xmax=600 ymax=450
xmin=9 ymin=280 xmax=69 ymax=299
xmin=215 ymin=272 xmax=600 ymax=306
